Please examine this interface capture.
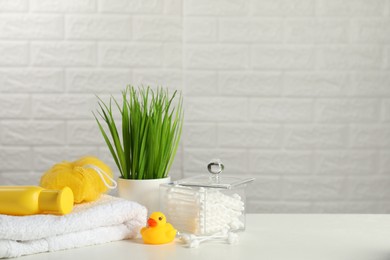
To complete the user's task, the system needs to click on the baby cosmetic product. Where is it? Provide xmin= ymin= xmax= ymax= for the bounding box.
xmin=0 ymin=186 xmax=74 ymax=216
xmin=160 ymin=159 xmax=254 ymax=236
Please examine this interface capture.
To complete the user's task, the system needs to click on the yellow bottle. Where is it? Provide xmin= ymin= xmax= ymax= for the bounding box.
xmin=0 ymin=186 xmax=74 ymax=216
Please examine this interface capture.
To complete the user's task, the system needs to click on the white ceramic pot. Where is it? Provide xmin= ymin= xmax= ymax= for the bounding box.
xmin=117 ymin=177 xmax=171 ymax=214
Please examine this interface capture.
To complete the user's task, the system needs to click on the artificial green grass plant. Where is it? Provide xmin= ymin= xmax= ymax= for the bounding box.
xmin=94 ymin=86 xmax=183 ymax=180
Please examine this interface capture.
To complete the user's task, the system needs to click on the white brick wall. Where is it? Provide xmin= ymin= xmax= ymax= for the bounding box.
xmin=0 ymin=0 xmax=389 ymax=213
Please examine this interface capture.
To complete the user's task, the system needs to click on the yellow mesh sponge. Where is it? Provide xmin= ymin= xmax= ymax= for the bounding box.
xmin=40 ymin=156 xmax=114 ymax=204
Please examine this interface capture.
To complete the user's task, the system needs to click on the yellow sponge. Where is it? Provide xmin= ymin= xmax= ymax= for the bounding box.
xmin=40 ymin=156 xmax=114 ymax=204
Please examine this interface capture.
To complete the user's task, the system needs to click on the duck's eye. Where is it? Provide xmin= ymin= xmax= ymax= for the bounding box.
xmin=158 ymin=216 xmax=163 ymax=221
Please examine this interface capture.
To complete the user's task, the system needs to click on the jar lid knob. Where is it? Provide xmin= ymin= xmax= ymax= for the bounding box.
xmin=207 ymin=159 xmax=224 ymax=175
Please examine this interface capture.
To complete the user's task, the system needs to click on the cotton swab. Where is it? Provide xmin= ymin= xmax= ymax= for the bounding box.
xmin=179 ymin=229 xmax=239 ymax=248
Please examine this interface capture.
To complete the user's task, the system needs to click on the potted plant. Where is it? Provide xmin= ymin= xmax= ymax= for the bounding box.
xmin=94 ymin=86 xmax=183 ymax=212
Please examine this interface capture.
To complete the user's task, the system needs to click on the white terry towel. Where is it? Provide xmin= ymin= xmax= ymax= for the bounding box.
xmin=0 ymin=195 xmax=147 ymax=258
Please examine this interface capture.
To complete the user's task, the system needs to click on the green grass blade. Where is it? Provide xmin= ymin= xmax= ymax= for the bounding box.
xmin=93 ymin=112 xmax=123 ymax=177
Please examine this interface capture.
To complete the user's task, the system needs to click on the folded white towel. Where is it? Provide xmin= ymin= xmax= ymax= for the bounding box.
xmin=0 ymin=195 xmax=147 ymax=258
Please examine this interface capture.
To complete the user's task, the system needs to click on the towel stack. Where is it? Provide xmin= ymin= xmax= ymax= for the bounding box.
xmin=0 ymin=195 xmax=147 ymax=258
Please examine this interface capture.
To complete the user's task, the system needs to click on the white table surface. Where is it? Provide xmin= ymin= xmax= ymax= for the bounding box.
xmin=16 ymin=214 xmax=390 ymax=260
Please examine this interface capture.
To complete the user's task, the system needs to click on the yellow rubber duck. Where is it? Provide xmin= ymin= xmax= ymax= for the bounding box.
xmin=140 ymin=212 xmax=177 ymax=245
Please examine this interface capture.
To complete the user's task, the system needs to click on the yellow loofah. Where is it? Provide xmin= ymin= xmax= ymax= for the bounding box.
xmin=40 ymin=156 xmax=115 ymax=204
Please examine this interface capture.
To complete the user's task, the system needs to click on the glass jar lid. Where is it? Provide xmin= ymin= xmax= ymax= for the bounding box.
xmin=175 ymin=159 xmax=255 ymax=189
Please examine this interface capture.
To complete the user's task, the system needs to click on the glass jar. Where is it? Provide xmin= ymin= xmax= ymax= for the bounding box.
xmin=160 ymin=159 xmax=254 ymax=235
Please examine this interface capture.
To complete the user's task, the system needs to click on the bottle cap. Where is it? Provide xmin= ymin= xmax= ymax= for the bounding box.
xmin=39 ymin=187 xmax=74 ymax=215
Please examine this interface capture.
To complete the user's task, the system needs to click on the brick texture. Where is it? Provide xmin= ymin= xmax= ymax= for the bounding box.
xmin=0 ymin=0 xmax=389 ymax=213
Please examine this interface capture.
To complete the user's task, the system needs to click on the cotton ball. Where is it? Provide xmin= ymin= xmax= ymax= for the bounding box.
xmin=231 ymin=219 xmax=244 ymax=229
xmin=227 ymin=232 xmax=239 ymax=244
xmin=229 ymin=221 xmax=240 ymax=230
xmin=189 ymin=239 xmax=200 ymax=248
xmin=180 ymin=233 xmax=191 ymax=243
xmin=220 ymin=228 xmax=229 ymax=236
xmin=232 ymin=193 xmax=241 ymax=200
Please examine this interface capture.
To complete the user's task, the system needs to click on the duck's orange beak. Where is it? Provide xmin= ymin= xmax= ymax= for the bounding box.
xmin=147 ymin=218 xmax=157 ymax=227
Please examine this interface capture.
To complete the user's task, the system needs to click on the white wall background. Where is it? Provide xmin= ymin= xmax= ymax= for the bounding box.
xmin=0 ymin=0 xmax=390 ymax=213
